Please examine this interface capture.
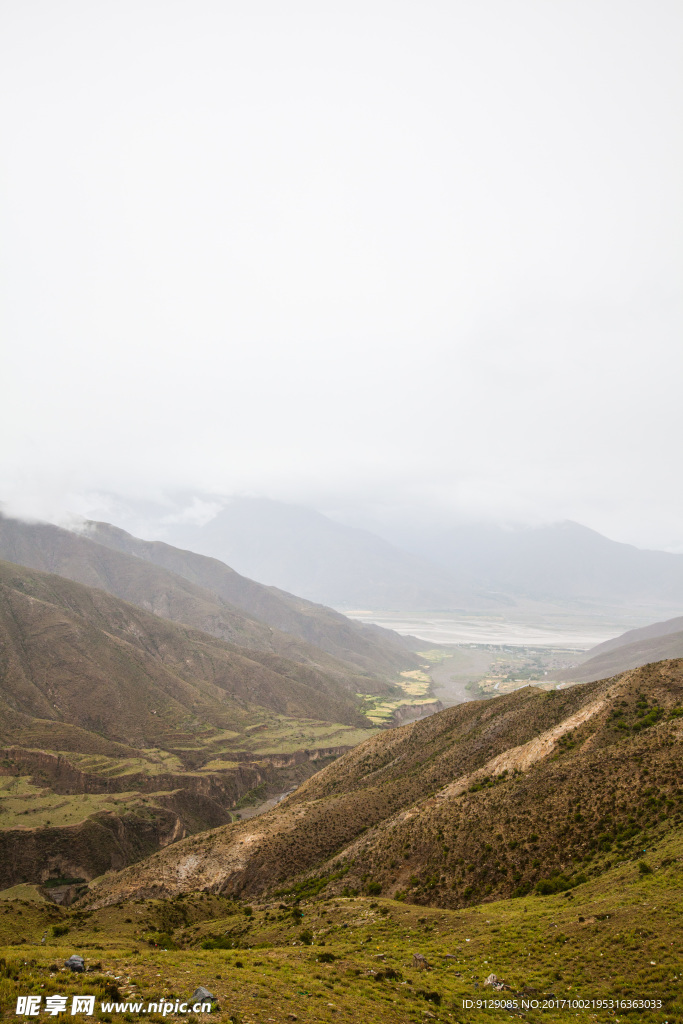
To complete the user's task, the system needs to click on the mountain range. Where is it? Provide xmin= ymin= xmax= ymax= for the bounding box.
xmin=2 ymin=505 xmax=682 ymax=1020
xmin=0 ymin=513 xmax=434 ymax=890
xmin=398 ymin=519 xmax=683 ymax=614
xmin=0 ymin=559 xmax=371 ymax=746
xmin=158 ymin=498 xmax=494 ymax=611
xmin=0 ymin=512 xmax=417 ymax=682
xmin=0 ymin=558 xmax=395 ymax=888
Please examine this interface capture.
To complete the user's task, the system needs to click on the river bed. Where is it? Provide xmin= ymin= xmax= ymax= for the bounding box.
xmin=345 ymin=611 xmax=627 ymax=649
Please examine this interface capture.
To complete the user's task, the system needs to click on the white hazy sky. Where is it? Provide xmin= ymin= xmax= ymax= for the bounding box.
xmin=2 ymin=1 xmax=682 ymax=548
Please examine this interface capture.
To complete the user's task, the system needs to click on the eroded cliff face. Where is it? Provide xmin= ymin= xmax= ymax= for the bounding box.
xmin=390 ymin=701 xmax=443 ymax=726
xmin=0 ymin=810 xmax=182 ymax=889
xmin=0 ymin=744 xmax=356 ymax=889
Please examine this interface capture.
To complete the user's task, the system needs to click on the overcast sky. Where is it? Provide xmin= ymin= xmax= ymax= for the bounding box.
xmin=2 ymin=1 xmax=682 ymax=549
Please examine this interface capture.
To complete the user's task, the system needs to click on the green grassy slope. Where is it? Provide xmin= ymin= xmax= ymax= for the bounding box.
xmin=1 ymin=825 xmax=681 ymax=1023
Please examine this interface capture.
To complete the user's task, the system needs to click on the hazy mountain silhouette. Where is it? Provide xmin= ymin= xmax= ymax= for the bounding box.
xmin=161 ymin=501 xmax=683 ymax=617
xmin=160 ymin=498 xmax=500 ymax=611
xmin=393 ymin=519 xmax=683 ymax=615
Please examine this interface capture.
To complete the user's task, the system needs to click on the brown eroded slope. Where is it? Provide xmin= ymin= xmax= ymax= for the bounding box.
xmin=0 ymin=560 xmax=373 ymax=744
xmin=0 ymin=513 xmax=417 ymax=684
xmin=88 ymin=660 xmax=683 ymax=909
xmin=82 ymin=520 xmax=419 ymax=676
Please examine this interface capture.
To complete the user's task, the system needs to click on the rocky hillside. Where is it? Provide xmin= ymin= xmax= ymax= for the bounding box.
xmin=87 ymin=660 xmax=683 ymax=910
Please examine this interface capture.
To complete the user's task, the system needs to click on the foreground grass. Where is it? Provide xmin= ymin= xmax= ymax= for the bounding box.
xmin=1 ymin=828 xmax=681 ymax=1023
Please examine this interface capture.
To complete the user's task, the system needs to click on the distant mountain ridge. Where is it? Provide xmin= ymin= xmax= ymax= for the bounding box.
xmin=80 ymin=519 xmax=418 ymax=677
xmin=387 ymin=519 xmax=683 ymax=615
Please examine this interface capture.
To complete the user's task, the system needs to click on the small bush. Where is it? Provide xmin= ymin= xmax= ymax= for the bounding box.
xmin=201 ymin=935 xmax=232 ymax=950
xmin=512 ymin=883 xmax=531 ymax=897
xmin=375 ymin=968 xmax=402 ymax=982
xmin=638 ymin=861 xmax=653 ymax=875
xmin=416 ymin=989 xmax=441 ymax=1005
xmin=536 ymin=875 xmax=571 ymax=895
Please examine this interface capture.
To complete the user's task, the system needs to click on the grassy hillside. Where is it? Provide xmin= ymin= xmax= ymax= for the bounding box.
xmin=3 ymin=660 xmax=681 ymax=1021
xmin=87 ymin=660 xmax=683 ymax=910
xmin=0 ymin=825 xmax=680 ymax=1023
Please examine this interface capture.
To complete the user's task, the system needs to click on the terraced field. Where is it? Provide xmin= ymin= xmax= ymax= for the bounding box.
xmin=0 ymin=777 xmax=150 ymax=829
xmin=358 ymin=669 xmax=440 ymax=725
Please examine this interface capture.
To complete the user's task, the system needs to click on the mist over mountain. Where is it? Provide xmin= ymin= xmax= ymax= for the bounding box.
xmin=160 ymin=497 xmax=494 ymax=612
xmin=1 ymin=3 xmax=681 ymax=1010
xmin=385 ymin=520 xmax=683 ymax=614
xmin=154 ymin=498 xmax=683 ymax=619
